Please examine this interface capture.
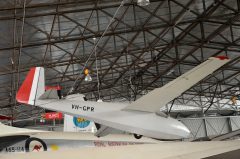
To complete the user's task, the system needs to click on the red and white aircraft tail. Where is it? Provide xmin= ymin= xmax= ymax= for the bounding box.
xmin=16 ymin=56 xmax=230 ymax=140
xmin=16 ymin=67 xmax=45 ymax=105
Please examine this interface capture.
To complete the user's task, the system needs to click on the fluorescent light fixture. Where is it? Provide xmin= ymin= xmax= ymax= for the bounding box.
xmin=137 ymin=0 xmax=150 ymax=6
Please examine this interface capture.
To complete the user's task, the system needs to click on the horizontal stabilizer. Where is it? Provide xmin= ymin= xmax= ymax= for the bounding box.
xmin=39 ymin=90 xmax=59 ymax=99
xmin=0 ymin=123 xmax=42 ymax=137
xmin=123 ymin=56 xmax=230 ymax=113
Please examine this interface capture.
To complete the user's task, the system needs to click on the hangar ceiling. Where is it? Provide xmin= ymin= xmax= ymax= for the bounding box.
xmin=0 ymin=0 xmax=240 ymax=120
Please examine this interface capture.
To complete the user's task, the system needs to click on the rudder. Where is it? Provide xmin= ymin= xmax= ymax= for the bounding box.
xmin=16 ymin=67 xmax=45 ymax=105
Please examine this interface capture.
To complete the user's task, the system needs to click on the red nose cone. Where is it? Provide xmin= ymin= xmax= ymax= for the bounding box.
xmin=215 ymin=56 xmax=229 ymax=60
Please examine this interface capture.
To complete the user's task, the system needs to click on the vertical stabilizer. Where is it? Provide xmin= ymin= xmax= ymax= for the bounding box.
xmin=16 ymin=67 xmax=45 ymax=105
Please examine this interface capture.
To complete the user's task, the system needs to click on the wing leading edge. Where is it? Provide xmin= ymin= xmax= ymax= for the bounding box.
xmin=123 ymin=56 xmax=230 ymax=113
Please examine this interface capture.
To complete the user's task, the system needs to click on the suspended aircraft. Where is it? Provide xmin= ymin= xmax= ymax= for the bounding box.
xmin=16 ymin=56 xmax=230 ymax=140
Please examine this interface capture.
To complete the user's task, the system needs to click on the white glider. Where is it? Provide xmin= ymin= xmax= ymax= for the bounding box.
xmin=16 ymin=56 xmax=230 ymax=140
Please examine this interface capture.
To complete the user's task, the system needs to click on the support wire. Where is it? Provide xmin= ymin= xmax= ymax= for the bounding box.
xmin=67 ymin=0 xmax=125 ymax=96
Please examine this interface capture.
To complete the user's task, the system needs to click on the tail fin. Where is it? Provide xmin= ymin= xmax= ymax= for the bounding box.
xmin=16 ymin=67 xmax=45 ymax=105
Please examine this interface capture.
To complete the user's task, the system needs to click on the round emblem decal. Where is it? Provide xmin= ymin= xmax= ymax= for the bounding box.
xmin=25 ymin=137 xmax=47 ymax=152
xmin=73 ymin=117 xmax=90 ymax=128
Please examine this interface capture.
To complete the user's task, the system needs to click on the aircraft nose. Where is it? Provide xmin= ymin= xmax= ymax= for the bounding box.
xmin=167 ymin=118 xmax=191 ymax=139
xmin=176 ymin=121 xmax=191 ymax=138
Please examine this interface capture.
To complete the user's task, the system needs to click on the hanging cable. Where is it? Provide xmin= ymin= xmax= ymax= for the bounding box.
xmin=93 ymin=37 xmax=101 ymax=101
xmin=16 ymin=0 xmax=27 ymax=91
xmin=123 ymin=3 xmax=134 ymax=101
xmin=67 ymin=0 xmax=125 ymax=96
xmin=15 ymin=0 xmax=27 ymax=110
xmin=13 ymin=0 xmax=27 ymax=125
